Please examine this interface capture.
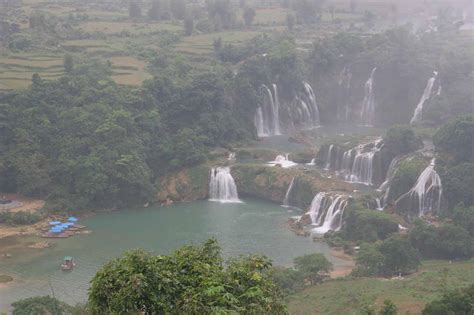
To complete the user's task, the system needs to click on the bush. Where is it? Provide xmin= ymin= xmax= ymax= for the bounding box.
xmin=388 ymin=158 xmax=427 ymax=205
xmin=0 ymin=211 xmax=42 ymax=225
xmin=12 ymin=296 xmax=72 ymax=315
xmin=451 ymin=206 xmax=474 ymax=237
xmin=343 ymin=208 xmax=399 ymax=242
xmin=433 ymin=115 xmax=474 ymax=164
xmin=441 ymin=163 xmax=474 ymax=208
xmin=293 ymin=253 xmax=333 ymax=285
xmin=422 ymin=283 xmax=474 ymax=315
xmin=270 ymin=267 xmax=304 ymax=295
xmin=383 ymin=125 xmax=422 ymax=156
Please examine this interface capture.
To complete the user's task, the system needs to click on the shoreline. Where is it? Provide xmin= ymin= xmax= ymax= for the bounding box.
xmin=329 ymin=248 xmax=355 ymax=278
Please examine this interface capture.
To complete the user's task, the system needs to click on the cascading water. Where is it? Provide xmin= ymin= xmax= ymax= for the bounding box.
xmin=312 ymin=195 xmax=349 ymax=234
xmin=360 ymin=67 xmax=377 ymax=126
xmin=228 ymin=152 xmax=236 ymax=161
xmin=346 ymin=139 xmax=383 ymax=185
xmin=306 ymin=192 xmax=326 ymax=225
xmin=267 ymin=154 xmax=297 ymax=168
xmin=377 ymin=156 xmax=402 ymax=208
xmin=396 ymin=159 xmax=442 ymax=217
xmin=324 ymin=145 xmax=335 ymax=170
xmin=338 ymin=66 xmax=352 ymax=122
xmin=254 ymin=107 xmax=266 ymax=137
xmin=209 ymin=167 xmax=241 ymax=203
xmin=254 ymin=84 xmax=281 ymax=137
xmin=302 ymin=81 xmax=321 ymax=127
xmin=282 ymin=177 xmax=295 ymax=207
xmin=306 ymin=158 xmax=316 ymax=166
xmin=410 ymin=71 xmax=438 ymax=124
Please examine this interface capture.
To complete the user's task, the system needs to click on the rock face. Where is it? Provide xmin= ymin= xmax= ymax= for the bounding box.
xmin=231 ymin=164 xmax=353 ymax=209
xmin=155 ymin=165 xmax=209 ymax=204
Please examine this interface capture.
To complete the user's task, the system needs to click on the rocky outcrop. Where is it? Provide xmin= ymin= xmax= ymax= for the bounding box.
xmin=231 ymin=164 xmax=353 ymax=210
xmin=155 ymin=165 xmax=209 ymax=204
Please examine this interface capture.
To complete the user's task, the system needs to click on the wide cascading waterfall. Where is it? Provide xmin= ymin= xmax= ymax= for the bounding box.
xmin=410 ymin=71 xmax=438 ymax=124
xmin=254 ymin=84 xmax=281 ymax=137
xmin=302 ymin=81 xmax=321 ymax=127
xmin=282 ymin=177 xmax=295 ymax=207
xmin=312 ymin=195 xmax=349 ymax=234
xmin=209 ymin=167 xmax=241 ymax=203
xmin=346 ymin=138 xmax=383 ymax=185
xmin=360 ymin=67 xmax=377 ymax=126
xmin=396 ymin=159 xmax=442 ymax=217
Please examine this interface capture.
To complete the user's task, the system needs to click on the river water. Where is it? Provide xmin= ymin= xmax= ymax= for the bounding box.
xmin=0 ymin=198 xmax=342 ymax=311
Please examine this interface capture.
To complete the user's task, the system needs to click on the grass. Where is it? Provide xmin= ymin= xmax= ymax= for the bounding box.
xmin=176 ymin=31 xmax=261 ymax=55
xmin=287 ymin=259 xmax=474 ymax=314
xmin=109 ymin=56 xmax=151 ymax=86
xmin=80 ymin=21 xmax=181 ymax=35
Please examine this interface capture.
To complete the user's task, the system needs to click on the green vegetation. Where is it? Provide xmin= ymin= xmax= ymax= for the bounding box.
xmin=0 ymin=211 xmax=42 ymax=226
xmin=387 ymin=157 xmax=428 ymax=206
xmin=89 ymin=239 xmax=286 ymax=314
xmin=288 ymin=260 xmax=474 ymax=314
xmin=0 ymin=274 xmax=13 ymax=283
xmin=342 ymin=208 xmax=399 ymax=243
xmin=422 ymin=283 xmax=474 ymax=315
xmin=383 ymin=125 xmax=422 ymax=157
xmin=11 ymin=296 xmax=75 ymax=315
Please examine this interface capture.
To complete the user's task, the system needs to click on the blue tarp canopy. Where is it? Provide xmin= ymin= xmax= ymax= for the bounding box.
xmin=49 ymin=221 xmax=61 ymax=225
xmin=68 ymin=217 xmax=78 ymax=222
xmin=64 ymin=222 xmax=74 ymax=226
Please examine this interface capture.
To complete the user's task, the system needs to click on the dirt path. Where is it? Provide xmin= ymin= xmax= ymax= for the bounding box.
xmin=330 ymin=249 xmax=355 ymax=278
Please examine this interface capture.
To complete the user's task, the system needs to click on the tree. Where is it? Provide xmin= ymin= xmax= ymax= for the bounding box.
xmin=353 ymin=243 xmax=385 ymax=277
xmin=434 ymin=115 xmax=474 ymax=164
xmin=148 ymin=0 xmax=161 ymax=20
xmin=88 ymin=240 xmax=286 ymax=314
xmin=379 ymin=236 xmax=420 ymax=276
xmin=170 ymin=0 xmax=186 ymax=19
xmin=422 ymin=283 xmax=474 ymax=315
xmin=11 ymin=296 xmax=71 ymax=315
xmin=243 ymin=7 xmax=256 ymax=27
xmin=452 ymin=206 xmax=474 ymax=237
xmin=184 ymin=15 xmax=194 ymax=36
xmin=379 ymin=300 xmax=398 ymax=315
xmin=286 ymin=13 xmax=295 ymax=31
xmin=383 ymin=125 xmax=422 ymax=156
xmin=293 ymin=253 xmax=332 ymax=285
xmin=63 ymin=53 xmax=74 ymax=73
xmin=129 ymin=2 xmax=142 ymax=19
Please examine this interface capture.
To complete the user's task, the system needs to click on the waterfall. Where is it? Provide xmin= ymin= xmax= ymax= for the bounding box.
xmin=410 ymin=71 xmax=438 ymax=124
xmin=346 ymin=139 xmax=383 ymax=185
xmin=227 ymin=152 xmax=236 ymax=161
xmin=209 ymin=167 xmax=241 ymax=203
xmin=360 ymin=67 xmax=377 ymax=126
xmin=338 ymin=66 xmax=352 ymax=122
xmin=306 ymin=192 xmax=326 ymax=225
xmin=324 ymin=145 xmax=335 ymax=170
xmin=254 ymin=84 xmax=281 ymax=137
xmin=396 ymin=159 xmax=442 ymax=217
xmin=302 ymin=81 xmax=321 ymax=127
xmin=271 ymin=84 xmax=281 ymax=135
xmin=306 ymin=158 xmax=316 ymax=166
xmin=267 ymin=154 xmax=297 ymax=168
xmin=375 ymin=198 xmax=383 ymax=211
xmin=254 ymin=107 xmax=266 ymax=137
xmin=294 ymin=97 xmax=313 ymax=128
xmin=312 ymin=195 xmax=349 ymax=234
xmin=282 ymin=177 xmax=295 ymax=207
xmin=377 ymin=156 xmax=402 ymax=208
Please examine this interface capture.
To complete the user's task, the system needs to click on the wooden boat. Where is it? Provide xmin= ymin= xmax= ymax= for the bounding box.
xmin=61 ymin=256 xmax=75 ymax=271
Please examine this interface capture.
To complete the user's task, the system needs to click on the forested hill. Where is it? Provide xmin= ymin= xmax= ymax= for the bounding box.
xmin=0 ymin=61 xmax=257 ymax=210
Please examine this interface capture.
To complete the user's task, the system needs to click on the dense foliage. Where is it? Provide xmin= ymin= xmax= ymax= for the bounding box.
xmin=0 ymin=211 xmax=42 ymax=226
xmin=422 ymin=283 xmax=474 ymax=315
xmin=342 ymin=208 xmax=399 ymax=242
xmin=11 ymin=296 xmax=73 ymax=315
xmin=382 ymin=125 xmax=422 ymax=156
xmin=88 ymin=239 xmax=286 ymax=314
xmin=0 ymin=62 xmax=256 ymax=210
xmin=353 ymin=236 xmax=420 ymax=277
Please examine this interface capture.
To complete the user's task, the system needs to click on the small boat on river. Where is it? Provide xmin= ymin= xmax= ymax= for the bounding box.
xmin=61 ymin=256 xmax=75 ymax=271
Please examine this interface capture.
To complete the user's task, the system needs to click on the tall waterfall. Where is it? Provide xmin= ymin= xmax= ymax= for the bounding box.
xmin=338 ymin=66 xmax=352 ymax=122
xmin=377 ymin=156 xmax=402 ymax=208
xmin=254 ymin=84 xmax=281 ymax=137
xmin=396 ymin=159 xmax=442 ymax=216
xmin=209 ymin=167 xmax=241 ymax=203
xmin=410 ymin=71 xmax=438 ymax=124
xmin=302 ymin=81 xmax=321 ymax=127
xmin=312 ymin=195 xmax=349 ymax=234
xmin=282 ymin=177 xmax=295 ymax=207
xmin=360 ymin=67 xmax=377 ymax=126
